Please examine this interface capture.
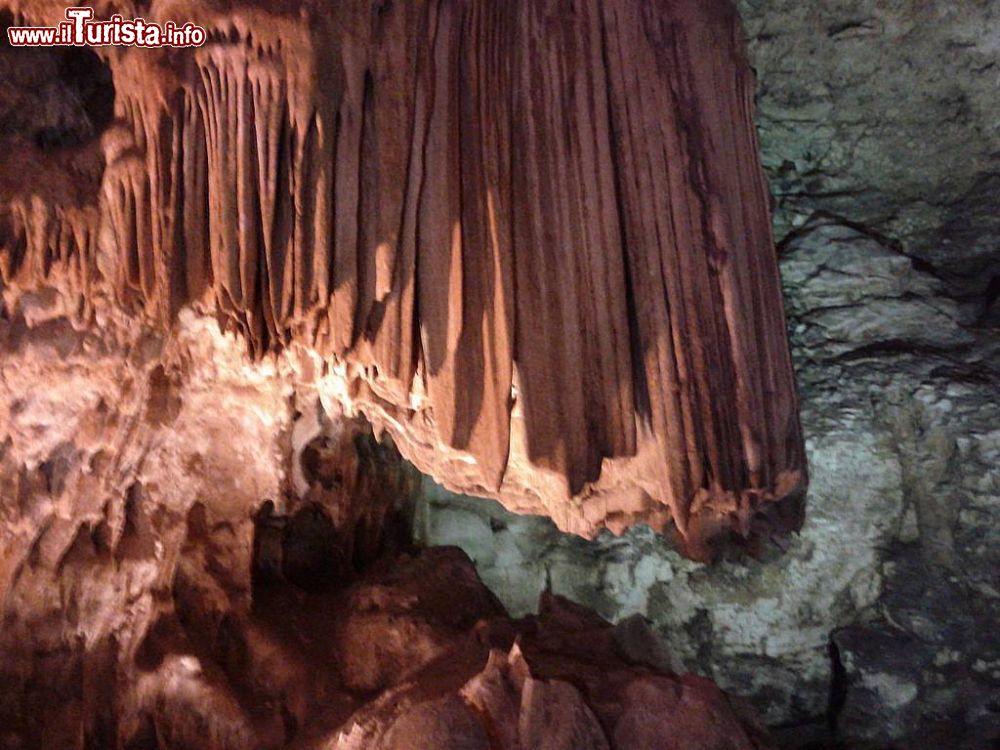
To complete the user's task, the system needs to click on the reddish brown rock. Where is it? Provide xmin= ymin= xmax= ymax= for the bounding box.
xmin=319 ymin=550 xmax=771 ymax=750
xmin=291 ymin=552 xmax=775 ymax=750
xmin=1 ymin=0 xmax=805 ymax=556
xmin=0 ymin=298 xmax=774 ymax=749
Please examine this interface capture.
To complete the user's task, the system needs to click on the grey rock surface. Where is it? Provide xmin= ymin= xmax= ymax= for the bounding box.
xmin=739 ymin=0 xmax=1000 ymax=310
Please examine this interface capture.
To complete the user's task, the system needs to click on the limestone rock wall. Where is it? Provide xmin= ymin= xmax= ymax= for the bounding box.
xmin=1 ymin=1 xmax=997 ymax=747
xmin=740 ymin=0 xmax=1000 ymax=310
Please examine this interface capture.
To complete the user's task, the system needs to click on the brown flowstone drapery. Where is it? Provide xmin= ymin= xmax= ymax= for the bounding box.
xmin=0 ymin=0 xmax=806 ymax=558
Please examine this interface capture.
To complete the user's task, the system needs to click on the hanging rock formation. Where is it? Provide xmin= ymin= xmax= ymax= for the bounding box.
xmin=0 ymin=0 xmax=805 ymax=556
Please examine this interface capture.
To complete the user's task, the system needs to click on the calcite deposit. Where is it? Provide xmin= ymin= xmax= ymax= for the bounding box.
xmin=0 ymin=0 xmax=805 ymax=556
xmin=0 ymin=1 xmax=802 ymax=746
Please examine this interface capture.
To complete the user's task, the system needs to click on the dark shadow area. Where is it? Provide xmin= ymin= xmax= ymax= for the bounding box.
xmin=281 ymin=504 xmax=342 ymax=591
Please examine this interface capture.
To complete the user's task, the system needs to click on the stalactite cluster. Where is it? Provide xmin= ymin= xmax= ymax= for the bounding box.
xmin=0 ymin=0 xmax=806 ymax=556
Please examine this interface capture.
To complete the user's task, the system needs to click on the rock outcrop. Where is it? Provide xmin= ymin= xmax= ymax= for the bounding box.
xmin=7 ymin=0 xmax=996 ymax=747
xmin=0 ymin=294 xmax=774 ymax=748
xmin=0 ymin=0 xmax=806 ymax=556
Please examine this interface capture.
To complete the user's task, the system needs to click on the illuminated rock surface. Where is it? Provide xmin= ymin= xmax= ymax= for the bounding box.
xmin=0 ymin=2 xmax=801 ymax=746
xmin=0 ymin=300 xmax=772 ymax=749
xmin=1 ymin=0 xmax=805 ymax=557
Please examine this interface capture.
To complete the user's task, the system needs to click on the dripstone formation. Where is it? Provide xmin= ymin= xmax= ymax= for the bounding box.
xmin=1 ymin=0 xmax=805 ymax=557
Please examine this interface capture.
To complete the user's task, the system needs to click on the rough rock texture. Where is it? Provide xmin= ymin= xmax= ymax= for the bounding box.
xmin=0 ymin=0 xmax=806 ymax=556
xmin=739 ymin=0 xmax=1000 ymax=312
xmin=0 ymin=2 xmax=800 ymax=742
xmin=326 ymin=583 xmax=774 ymax=750
xmin=0 ymin=292 xmax=775 ymax=749
xmin=417 ymin=220 xmax=1000 ymax=747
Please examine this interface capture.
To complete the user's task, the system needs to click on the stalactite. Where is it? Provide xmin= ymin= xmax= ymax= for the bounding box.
xmin=0 ymin=0 xmax=807 ymax=558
